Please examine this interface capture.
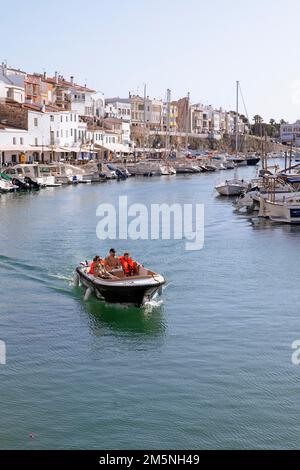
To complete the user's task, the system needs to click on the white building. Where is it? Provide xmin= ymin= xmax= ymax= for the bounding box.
xmin=105 ymin=98 xmax=131 ymax=122
xmin=0 ymin=103 xmax=88 ymax=164
xmin=280 ymin=121 xmax=300 ymax=146
xmin=70 ymin=87 xmax=104 ymax=118
xmin=0 ymin=63 xmax=25 ymax=103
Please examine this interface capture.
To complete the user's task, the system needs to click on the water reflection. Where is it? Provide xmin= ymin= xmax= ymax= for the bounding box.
xmin=250 ymin=217 xmax=300 ymax=234
xmin=82 ymin=296 xmax=166 ymax=338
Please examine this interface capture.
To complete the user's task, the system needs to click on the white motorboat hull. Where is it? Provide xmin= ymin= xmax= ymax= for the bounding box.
xmin=215 ymin=183 xmax=245 ymax=196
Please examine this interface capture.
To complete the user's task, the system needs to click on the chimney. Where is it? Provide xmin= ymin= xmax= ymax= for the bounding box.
xmin=70 ymin=76 xmax=74 ymax=85
xmin=43 ymin=71 xmax=46 ymax=79
xmin=2 ymin=62 xmax=7 ymax=76
xmin=55 ymin=71 xmax=58 ymax=83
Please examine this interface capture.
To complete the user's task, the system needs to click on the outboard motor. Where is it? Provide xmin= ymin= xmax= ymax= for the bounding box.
xmin=12 ymin=177 xmax=29 ymax=191
xmin=24 ymin=177 xmax=40 ymax=190
xmin=115 ymin=168 xmax=126 ymax=180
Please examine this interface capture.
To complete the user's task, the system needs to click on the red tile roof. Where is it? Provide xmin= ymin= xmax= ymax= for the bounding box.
xmin=42 ymin=76 xmax=95 ymax=93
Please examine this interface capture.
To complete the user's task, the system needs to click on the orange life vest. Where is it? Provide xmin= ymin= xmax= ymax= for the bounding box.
xmin=120 ymin=256 xmax=136 ymax=275
xmin=89 ymin=261 xmax=96 ymax=275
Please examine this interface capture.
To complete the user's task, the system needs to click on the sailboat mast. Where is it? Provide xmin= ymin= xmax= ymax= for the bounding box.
xmin=236 ymin=80 xmax=239 ymax=156
xmin=166 ymin=88 xmax=171 ymax=159
xmin=185 ymin=92 xmax=190 ymax=152
xmin=143 ymin=83 xmax=147 ymax=157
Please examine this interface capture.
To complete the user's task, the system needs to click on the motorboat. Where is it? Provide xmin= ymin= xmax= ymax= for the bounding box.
xmin=160 ymin=163 xmax=176 ymax=175
xmin=75 ymin=262 xmax=166 ymax=306
xmin=2 ymin=164 xmax=60 ymax=187
xmin=215 ymin=178 xmax=248 ymax=196
xmin=0 ymin=172 xmax=39 ymax=191
xmin=227 ymin=155 xmax=247 ymax=166
xmin=259 ymin=193 xmax=300 ymax=224
xmin=0 ymin=176 xmax=18 ymax=193
xmin=246 ymin=154 xmax=261 ymax=166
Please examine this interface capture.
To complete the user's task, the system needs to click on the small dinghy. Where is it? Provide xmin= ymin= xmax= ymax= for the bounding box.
xmin=75 ymin=262 xmax=166 ymax=307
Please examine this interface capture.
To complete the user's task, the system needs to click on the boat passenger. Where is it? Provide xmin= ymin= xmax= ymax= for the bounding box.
xmin=89 ymin=256 xmax=101 ymax=275
xmin=105 ymin=248 xmax=121 ymax=270
xmin=120 ymin=252 xmax=139 ymax=276
xmin=90 ymin=256 xmax=113 ymax=279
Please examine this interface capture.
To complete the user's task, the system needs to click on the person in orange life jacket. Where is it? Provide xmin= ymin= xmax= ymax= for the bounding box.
xmin=89 ymin=256 xmax=101 ymax=275
xmin=89 ymin=256 xmax=109 ymax=277
xmin=120 ymin=252 xmax=139 ymax=276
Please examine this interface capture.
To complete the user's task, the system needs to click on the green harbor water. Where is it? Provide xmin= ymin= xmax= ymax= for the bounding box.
xmin=1 ymin=166 xmax=300 ymax=449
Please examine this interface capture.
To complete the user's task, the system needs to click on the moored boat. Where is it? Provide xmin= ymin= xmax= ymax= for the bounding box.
xmin=215 ymin=178 xmax=248 ymax=196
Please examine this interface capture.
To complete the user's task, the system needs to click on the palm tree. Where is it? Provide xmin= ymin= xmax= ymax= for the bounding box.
xmin=252 ymin=115 xmax=263 ymax=136
xmin=253 ymin=115 xmax=263 ymax=125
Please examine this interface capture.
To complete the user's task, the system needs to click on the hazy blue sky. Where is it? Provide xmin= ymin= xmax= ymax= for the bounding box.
xmin=2 ymin=0 xmax=300 ymax=122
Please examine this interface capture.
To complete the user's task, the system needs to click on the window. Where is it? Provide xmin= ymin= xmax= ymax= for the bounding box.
xmin=61 ymin=130 xmax=63 ymax=137
xmin=70 ymin=114 xmax=73 ymax=122
xmin=50 ymin=115 xmax=54 ymax=122
xmin=20 ymin=138 xmax=23 ymax=145
xmin=35 ymin=138 xmax=38 ymax=146
xmin=60 ymin=116 xmax=63 ymax=122
xmin=71 ymin=129 xmax=73 ymax=137
xmin=57 ymin=131 xmax=59 ymax=138
xmin=66 ymin=116 xmax=68 ymax=122
xmin=13 ymin=137 xmax=16 ymax=145
xmin=74 ymin=114 xmax=77 ymax=122
xmin=34 ymin=118 xmax=38 ymax=127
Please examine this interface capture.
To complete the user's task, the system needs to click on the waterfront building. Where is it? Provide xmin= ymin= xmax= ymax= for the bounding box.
xmin=280 ymin=121 xmax=300 ymax=146
xmin=0 ymin=100 xmax=88 ymax=163
xmin=146 ymin=98 xmax=163 ymax=131
xmin=105 ymin=98 xmax=131 ymax=122
xmin=162 ymin=101 xmax=178 ymax=132
xmin=0 ymin=63 xmax=25 ymax=103
xmin=190 ymin=104 xmax=203 ymax=134
xmin=25 ymin=73 xmax=54 ymax=106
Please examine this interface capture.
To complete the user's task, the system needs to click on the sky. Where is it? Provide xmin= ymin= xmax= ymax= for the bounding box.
xmin=2 ymin=0 xmax=300 ymax=123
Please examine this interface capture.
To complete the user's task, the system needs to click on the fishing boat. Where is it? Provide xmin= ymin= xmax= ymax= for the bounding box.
xmin=259 ymin=193 xmax=300 ymax=224
xmin=75 ymin=262 xmax=166 ymax=306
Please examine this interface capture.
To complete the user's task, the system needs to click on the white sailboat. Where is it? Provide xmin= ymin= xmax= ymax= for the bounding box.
xmin=161 ymin=88 xmax=176 ymax=175
xmin=215 ymin=81 xmax=248 ymax=196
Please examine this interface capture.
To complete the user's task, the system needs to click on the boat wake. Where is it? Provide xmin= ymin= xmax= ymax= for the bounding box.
xmin=143 ymin=299 xmax=164 ymax=313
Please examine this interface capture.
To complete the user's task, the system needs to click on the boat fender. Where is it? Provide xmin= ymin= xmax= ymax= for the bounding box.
xmin=84 ymin=287 xmax=93 ymax=301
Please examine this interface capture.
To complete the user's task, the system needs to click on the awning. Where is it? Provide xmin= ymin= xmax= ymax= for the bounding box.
xmin=0 ymin=144 xmax=32 ymax=152
xmin=95 ymin=143 xmax=131 ymax=153
xmin=59 ymin=146 xmax=82 ymax=153
xmin=28 ymin=146 xmax=53 ymax=152
xmin=59 ymin=146 xmax=98 ymax=154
